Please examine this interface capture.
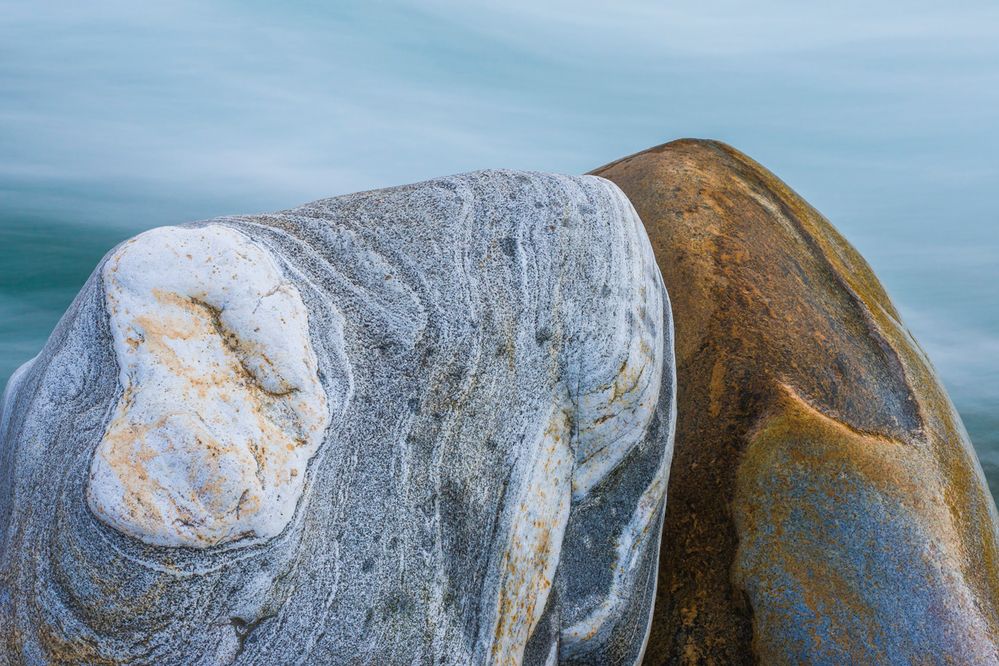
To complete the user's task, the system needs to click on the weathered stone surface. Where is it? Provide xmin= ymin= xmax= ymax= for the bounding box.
xmin=90 ymin=226 xmax=332 ymax=549
xmin=593 ymin=140 xmax=999 ymax=664
xmin=0 ymin=170 xmax=675 ymax=665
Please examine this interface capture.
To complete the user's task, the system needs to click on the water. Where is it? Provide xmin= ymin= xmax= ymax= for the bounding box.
xmin=1 ymin=1 xmax=997 ymax=495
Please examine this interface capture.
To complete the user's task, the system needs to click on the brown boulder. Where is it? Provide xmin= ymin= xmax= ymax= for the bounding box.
xmin=593 ymin=140 xmax=999 ymax=664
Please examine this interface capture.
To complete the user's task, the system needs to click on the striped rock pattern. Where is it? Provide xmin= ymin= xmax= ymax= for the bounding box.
xmin=0 ymin=170 xmax=675 ymax=665
xmin=593 ymin=140 xmax=999 ymax=665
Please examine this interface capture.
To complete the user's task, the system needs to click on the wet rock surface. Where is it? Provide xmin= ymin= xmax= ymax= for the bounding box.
xmin=593 ymin=140 xmax=999 ymax=665
xmin=0 ymin=170 xmax=675 ymax=665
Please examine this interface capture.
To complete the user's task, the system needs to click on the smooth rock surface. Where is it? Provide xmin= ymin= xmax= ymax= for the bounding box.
xmin=593 ymin=140 xmax=999 ymax=665
xmin=0 ymin=170 xmax=675 ymax=665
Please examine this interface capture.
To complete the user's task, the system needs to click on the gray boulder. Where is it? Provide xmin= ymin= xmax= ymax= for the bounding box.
xmin=0 ymin=170 xmax=675 ymax=665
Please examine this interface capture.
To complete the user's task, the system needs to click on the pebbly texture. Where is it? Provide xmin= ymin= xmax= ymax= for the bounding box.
xmin=0 ymin=170 xmax=675 ymax=665
xmin=593 ymin=140 xmax=999 ymax=665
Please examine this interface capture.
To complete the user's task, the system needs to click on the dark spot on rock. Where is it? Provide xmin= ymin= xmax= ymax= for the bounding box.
xmin=230 ymin=614 xmax=275 ymax=657
xmin=382 ymin=589 xmax=413 ymax=618
xmin=499 ymin=237 xmax=517 ymax=258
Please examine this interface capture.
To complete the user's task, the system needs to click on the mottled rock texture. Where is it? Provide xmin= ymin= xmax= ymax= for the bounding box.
xmin=0 ymin=170 xmax=675 ymax=665
xmin=593 ymin=140 xmax=999 ymax=665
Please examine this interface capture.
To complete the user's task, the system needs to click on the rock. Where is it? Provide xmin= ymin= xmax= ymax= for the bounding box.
xmin=593 ymin=140 xmax=999 ymax=664
xmin=90 ymin=226 xmax=332 ymax=549
xmin=0 ymin=170 xmax=676 ymax=664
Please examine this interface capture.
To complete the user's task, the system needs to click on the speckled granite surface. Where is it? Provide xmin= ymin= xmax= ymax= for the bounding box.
xmin=0 ymin=170 xmax=675 ymax=665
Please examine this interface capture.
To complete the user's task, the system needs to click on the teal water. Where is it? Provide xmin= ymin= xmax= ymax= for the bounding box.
xmin=1 ymin=2 xmax=997 ymax=495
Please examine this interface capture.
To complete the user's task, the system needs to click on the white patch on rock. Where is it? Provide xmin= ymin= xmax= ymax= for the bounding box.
xmin=571 ymin=247 xmax=664 ymax=501
xmin=86 ymin=225 xmax=330 ymax=548
xmin=489 ymin=403 xmax=574 ymax=665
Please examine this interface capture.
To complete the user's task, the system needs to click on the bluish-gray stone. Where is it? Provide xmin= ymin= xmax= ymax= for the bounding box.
xmin=0 ymin=170 xmax=675 ymax=665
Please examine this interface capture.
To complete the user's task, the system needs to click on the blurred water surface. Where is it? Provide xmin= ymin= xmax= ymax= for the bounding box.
xmin=1 ymin=1 xmax=997 ymax=494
